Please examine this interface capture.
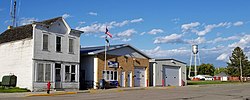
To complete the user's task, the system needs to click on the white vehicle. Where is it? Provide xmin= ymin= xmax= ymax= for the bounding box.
xmin=194 ymin=75 xmax=213 ymax=81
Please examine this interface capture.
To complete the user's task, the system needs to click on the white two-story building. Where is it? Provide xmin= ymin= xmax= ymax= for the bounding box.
xmin=0 ymin=17 xmax=83 ymax=91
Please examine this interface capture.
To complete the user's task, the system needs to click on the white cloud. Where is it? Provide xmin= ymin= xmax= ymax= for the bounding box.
xmin=76 ymin=18 xmax=143 ymax=34
xmin=142 ymin=46 xmax=189 ymax=58
xmin=113 ymin=20 xmax=129 ymax=27
xmin=142 ymin=44 xmax=236 ymax=66
xmin=213 ymin=34 xmax=250 ymax=62
xmin=228 ymin=34 xmax=250 ymax=48
xmin=148 ymin=29 xmax=164 ymax=35
xmin=116 ymin=29 xmax=136 ymax=38
xmin=182 ymin=21 xmax=243 ymax=36
xmin=207 ymin=36 xmax=239 ymax=44
xmin=201 ymin=45 xmax=227 ymax=54
xmin=113 ymin=29 xmax=137 ymax=42
xmin=154 ymin=34 xmax=183 ymax=44
xmin=19 ymin=17 xmax=38 ymax=25
xmin=140 ymin=32 xmax=146 ymax=35
xmin=79 ymin=21 xmax=86 ymax=25
xmin=121 ymin=38 xmax=131 ymax=42
xmin=196 ymin=22 xmax=231 ymax=36
xmin=216 ymin=53 xmax=230 ymax=61
xmin=130 ymin=18 xmax=143 ymax=23
xmin=76 ymin=23 xmax=107 ymax=33
xmin=142 ymin=46 xmax=161 ymax=55
xmin=88 ymin=12 xmax=98 ymax=16
xmin=171 ymin=18 xmax=180 ymax=24
xmin=233 ymin=21 xmax=244 ymax=26
xmin=62 ymin=13 xmax=72 ymax=19
xmin=186 ymin=37 xmax=206 ymax=44
xmin=181 ymin=22 xmax=200 ymax=32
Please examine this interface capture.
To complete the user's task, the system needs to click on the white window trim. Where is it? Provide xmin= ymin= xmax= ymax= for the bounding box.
xmin=55 ymin=35 xmax=62 ymax=52
xmin=42 ymin=33 xmax=49 ymax=51
xmin=36 ymin=62 xmax=52 ymax=82
xmin=64 ymin=64 xmax=76 ymax=82
xmin=102 ymin=70 xmax=118 ymax=81
xmin=68 ymin=38 xmax=74 ymax=54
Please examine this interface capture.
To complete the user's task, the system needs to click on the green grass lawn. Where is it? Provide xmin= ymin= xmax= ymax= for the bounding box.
xmin=0 ymin=86 xmax=30 ymax=93
xmin=187 ymin=80 xmax=241 ymax=85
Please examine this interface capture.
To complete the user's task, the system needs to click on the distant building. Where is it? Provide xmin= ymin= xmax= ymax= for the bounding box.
xmin=214 ymin=72 xmax=229 ymax=81
xmin=0 ymin=17 xmax=83 ymax=91
xmin=149 ymin=59 xmax=187 ymax=86
xmin=80 ymin=44 xmax=150 ymax=89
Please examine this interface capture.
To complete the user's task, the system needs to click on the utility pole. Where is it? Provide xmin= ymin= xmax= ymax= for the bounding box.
xmin=240 ymin=57 xmax=243 ymax=82
xmin=10 ymin=0 xmax=17 ymax=27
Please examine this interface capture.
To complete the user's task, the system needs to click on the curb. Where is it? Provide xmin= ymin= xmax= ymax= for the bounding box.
xmin=26 ymin=92 xmax=77 ymax=97
xmin=84 ymin=87 xmax=146 ymax=94
xmin=122 ymin=88 xmax=146 ymax=91
xmin=26 ymin=86 xmax=178 ymax=97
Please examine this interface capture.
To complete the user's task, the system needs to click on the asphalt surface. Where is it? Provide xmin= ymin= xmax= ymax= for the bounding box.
xmin=2 ymin=83 xmax=250 ymax=100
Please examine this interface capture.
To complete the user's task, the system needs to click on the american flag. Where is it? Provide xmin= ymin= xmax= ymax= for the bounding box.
xmin=105 ymin=27 xmax=112 ymax=38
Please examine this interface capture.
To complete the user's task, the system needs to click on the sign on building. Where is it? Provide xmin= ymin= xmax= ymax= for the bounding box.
xmin=108 ymin=61 xmax=119 ymax=68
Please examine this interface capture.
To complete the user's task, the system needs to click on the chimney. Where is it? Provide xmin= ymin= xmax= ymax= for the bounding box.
xmin=8 ymin=26 xmax=13 ymax=29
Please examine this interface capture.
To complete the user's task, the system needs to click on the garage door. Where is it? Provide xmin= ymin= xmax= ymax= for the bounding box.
xmin=134 ymin=67 xmax=145 ymax=87
xmin=164 ymin=66 xmax=180 ymax=86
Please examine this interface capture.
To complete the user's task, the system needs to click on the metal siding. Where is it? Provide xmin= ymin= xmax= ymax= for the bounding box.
xmin=149 ymin=59 xmax=187 ymax=87
xmin=155 ymin=63 xmax=162 ymax=86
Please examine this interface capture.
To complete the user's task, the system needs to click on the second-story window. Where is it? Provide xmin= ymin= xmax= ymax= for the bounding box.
xmin=43 ymin=34 xmax=48 ymax=51
xmin=69 ymin=38 xmax=74 ymax=53
xmin=56 ymin=36 xmax=61 ymax=52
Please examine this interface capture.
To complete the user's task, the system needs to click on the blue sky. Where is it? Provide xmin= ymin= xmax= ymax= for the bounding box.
xmin=1 ymin=0 xmax=250 ymax=67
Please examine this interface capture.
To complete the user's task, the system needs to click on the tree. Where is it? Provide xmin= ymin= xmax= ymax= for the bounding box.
xmin=197 ymin=63 xmax=215 ymax=76
xmin=214 ymin=67 xmax=226 ymax=75
xmin=227 ymin=47 xmax=250 ymax=77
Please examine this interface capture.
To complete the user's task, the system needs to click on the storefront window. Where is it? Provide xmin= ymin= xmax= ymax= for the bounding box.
xmin=65 ymin=65 xmax=76 ymax=82
xmin=36 ymin=63 xmax=51 ymax=82
xmin=102 ymin=70 xmax=118 ymax=81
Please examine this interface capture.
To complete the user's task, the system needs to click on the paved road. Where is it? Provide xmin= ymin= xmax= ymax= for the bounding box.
xmin=3 ymin=83 xmax=250 ymax=100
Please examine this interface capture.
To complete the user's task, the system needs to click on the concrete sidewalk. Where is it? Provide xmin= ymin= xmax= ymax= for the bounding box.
xmin=0 ymin=86 xmax=191 ymax=98
xmin=0 ymin=86 xmax=172 ymax=98
xmin=0 ymin=91 xmax=82 ymax=98
xmin=1 ymin=83 xmax=250 ymax=99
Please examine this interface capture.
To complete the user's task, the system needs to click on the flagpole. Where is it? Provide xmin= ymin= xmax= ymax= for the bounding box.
xmin=104 ymin=36 xmax=107 ymax=80
xmin=104 ymin=26 xmax=112 ymax=81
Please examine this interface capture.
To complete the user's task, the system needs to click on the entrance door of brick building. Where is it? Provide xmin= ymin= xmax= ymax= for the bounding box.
xmin=127 ymin=71 xmax=132 ymax=87
xmin=120 ymin=71 xmax=125 ymax=87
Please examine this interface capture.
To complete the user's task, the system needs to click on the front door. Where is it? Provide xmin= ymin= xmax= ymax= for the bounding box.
xmin=127 ymin=71 xmax=132 ymax=87
xmin=120 ymin=71 xmax=125 ymax=87
xmin=55 ymin=63 xmax=62 ymax=89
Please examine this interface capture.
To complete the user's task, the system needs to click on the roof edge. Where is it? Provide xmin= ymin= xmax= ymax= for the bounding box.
xmin=151 ymin=58 xmax=187 ymax=64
